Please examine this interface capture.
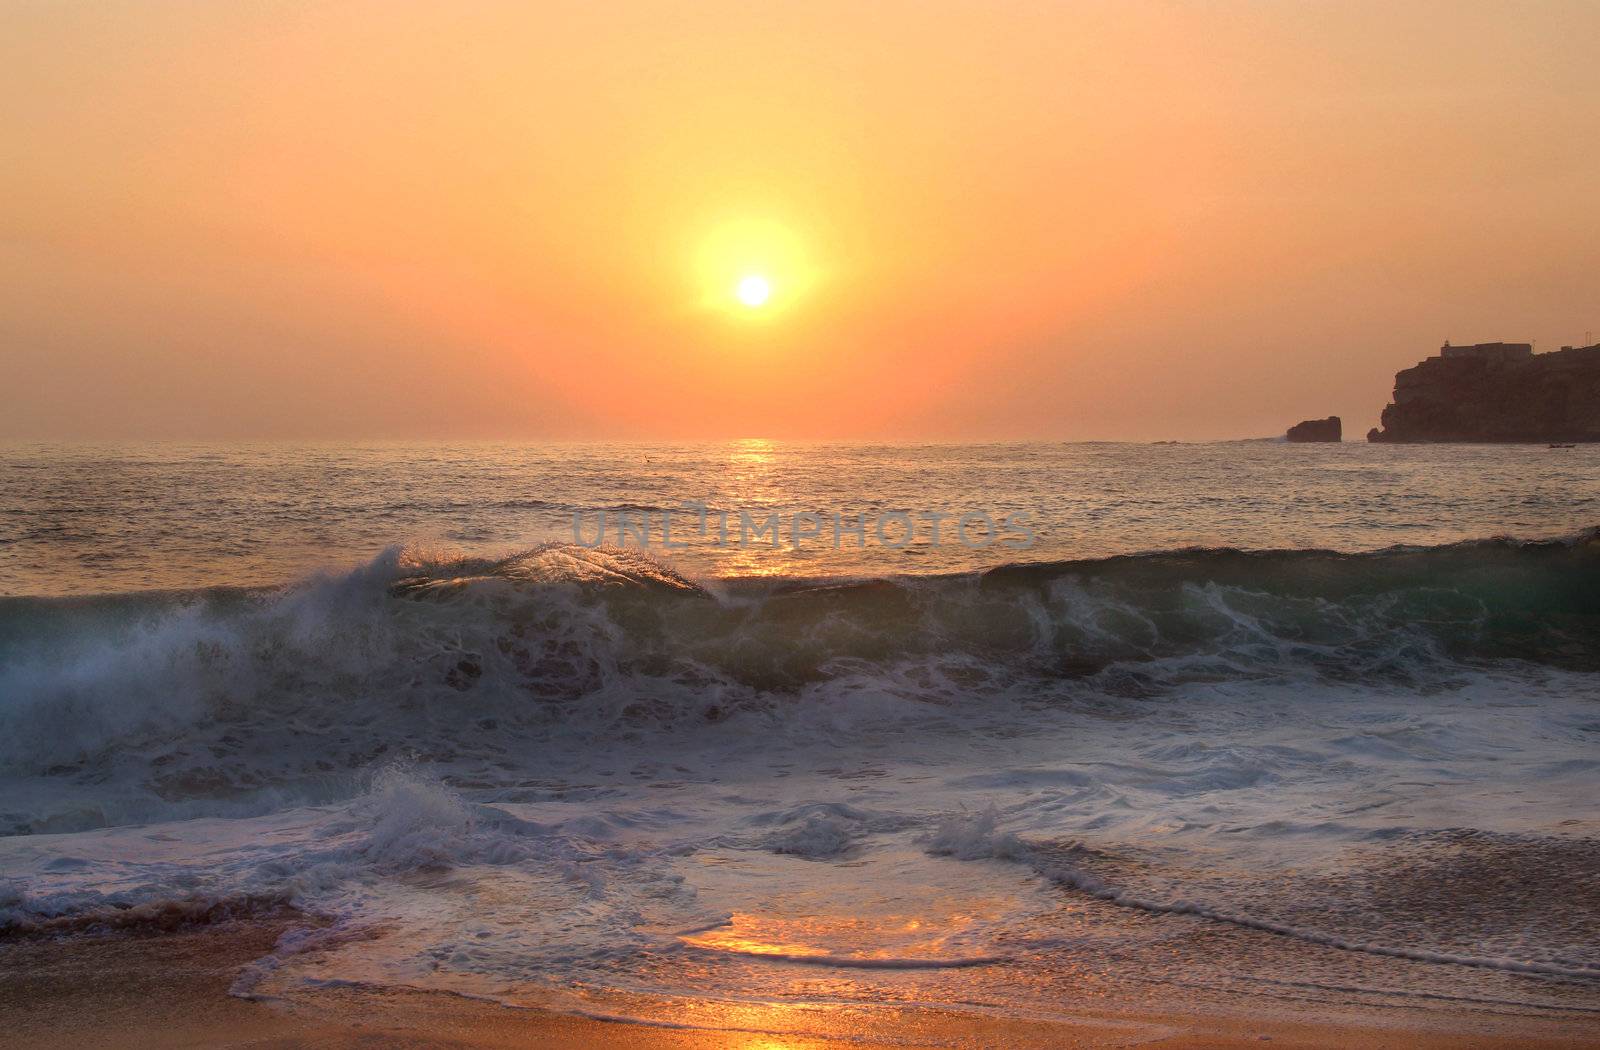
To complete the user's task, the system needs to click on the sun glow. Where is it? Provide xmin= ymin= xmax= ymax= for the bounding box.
xmin=694 ymin=218 xmax=816 ymax=319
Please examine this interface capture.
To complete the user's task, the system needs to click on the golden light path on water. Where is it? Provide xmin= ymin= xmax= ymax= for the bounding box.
xmin=717 ymin=438 xmax=799 ymax=578
xmin=677 ymin=909 xmax=1003 ymax=963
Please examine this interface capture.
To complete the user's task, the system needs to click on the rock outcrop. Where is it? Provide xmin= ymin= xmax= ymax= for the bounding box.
xmin=1286 ymin=416 xmax=1341 ymax=442
xmin=1367 ymin=342 xmax=1600 ymax=443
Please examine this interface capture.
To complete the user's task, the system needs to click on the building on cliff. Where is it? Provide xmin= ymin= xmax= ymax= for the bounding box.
xmin=1439 ymin=341 xmax=1532 ymax=363
xmin=1367 ymin=341 xmax=1600 ymax=443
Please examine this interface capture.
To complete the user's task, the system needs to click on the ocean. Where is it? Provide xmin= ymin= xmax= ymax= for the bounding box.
xmin=2 ymin=440 xmax=1598 ymax=1034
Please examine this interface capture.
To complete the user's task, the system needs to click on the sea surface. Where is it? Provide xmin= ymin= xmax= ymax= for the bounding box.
xmin=1 ymin=441 xmax=1598 ymax=1037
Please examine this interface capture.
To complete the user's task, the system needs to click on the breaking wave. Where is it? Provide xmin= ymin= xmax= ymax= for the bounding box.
xmin=1 ymin=531 xmax=1597 ymax=830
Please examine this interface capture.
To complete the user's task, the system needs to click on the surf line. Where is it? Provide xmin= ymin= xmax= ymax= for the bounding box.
xmin=1036 ymin=858 xmax=1600 ymax=981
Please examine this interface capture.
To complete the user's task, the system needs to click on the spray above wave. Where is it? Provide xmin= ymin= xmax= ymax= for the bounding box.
xmin=384 ymin=530 xmax=1600 ymax=687
xmin=397 ymin=530 xmax=1600 ymax=674
xmin=1 ymin=533 xmax=1597 ymax=823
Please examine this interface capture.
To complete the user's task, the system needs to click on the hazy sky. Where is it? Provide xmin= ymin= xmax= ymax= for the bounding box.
xmin=4 ymin=1 xmax=1598 ymax=441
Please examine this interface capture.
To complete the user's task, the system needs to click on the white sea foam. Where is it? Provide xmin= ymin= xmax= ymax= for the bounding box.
xmin=1 ymin=536 xmax=1598 ymax=1025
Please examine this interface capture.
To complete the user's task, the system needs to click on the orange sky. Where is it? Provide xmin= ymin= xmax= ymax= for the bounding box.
xmin=3 ymin=1 xmax=1598 ymax=441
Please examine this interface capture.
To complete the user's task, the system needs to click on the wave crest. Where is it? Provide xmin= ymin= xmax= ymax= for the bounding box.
xmin=1 ymin=532 xmax=1596 ymax=823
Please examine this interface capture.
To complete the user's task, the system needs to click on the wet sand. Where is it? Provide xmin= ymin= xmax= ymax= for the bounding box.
xmin=1 ymin=919 xmax=1595 ymax=1050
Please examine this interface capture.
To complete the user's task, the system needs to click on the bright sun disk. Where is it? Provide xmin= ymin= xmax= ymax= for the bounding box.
xmin=736 ymin=274 xmax=772 ymax=308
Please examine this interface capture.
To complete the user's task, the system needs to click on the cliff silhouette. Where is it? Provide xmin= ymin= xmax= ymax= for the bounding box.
xmin=1287 ymin=416 xmax=1341 ymax=442
xmin=1367 ymin=342 xmax=1600 ymax=443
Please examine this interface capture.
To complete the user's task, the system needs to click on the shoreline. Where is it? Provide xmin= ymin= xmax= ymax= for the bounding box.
xmin=2 ymin=919 xmax=1595 ymax=1050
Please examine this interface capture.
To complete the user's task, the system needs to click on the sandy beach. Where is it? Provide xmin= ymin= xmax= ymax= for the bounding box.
xmin=2 ymin=918 xmax=1594 ymax=1050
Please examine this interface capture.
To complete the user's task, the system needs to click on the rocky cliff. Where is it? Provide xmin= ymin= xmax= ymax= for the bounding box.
xmin=1287 ymin=416 xmax=1341 ymax=442
xmin=1367 ymin=342 xmax=1600 ymax=443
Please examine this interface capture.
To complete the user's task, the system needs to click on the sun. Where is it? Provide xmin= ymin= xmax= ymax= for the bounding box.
xmin=736 ymin=274 xmax=772 ymax=308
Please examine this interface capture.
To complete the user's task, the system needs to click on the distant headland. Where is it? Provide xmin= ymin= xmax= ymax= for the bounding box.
xmin=1366 ymin=341 xmax=1600 ymax=443
xmin=1286 ymin=340 xmax=1600 ymax=443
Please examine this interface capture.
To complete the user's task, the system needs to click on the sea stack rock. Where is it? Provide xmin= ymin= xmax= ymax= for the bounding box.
xmin=1368 ymin=341 xmax=1600 ymax=443
xmin=1286 ymin=416 xmax=1341 ymax=442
